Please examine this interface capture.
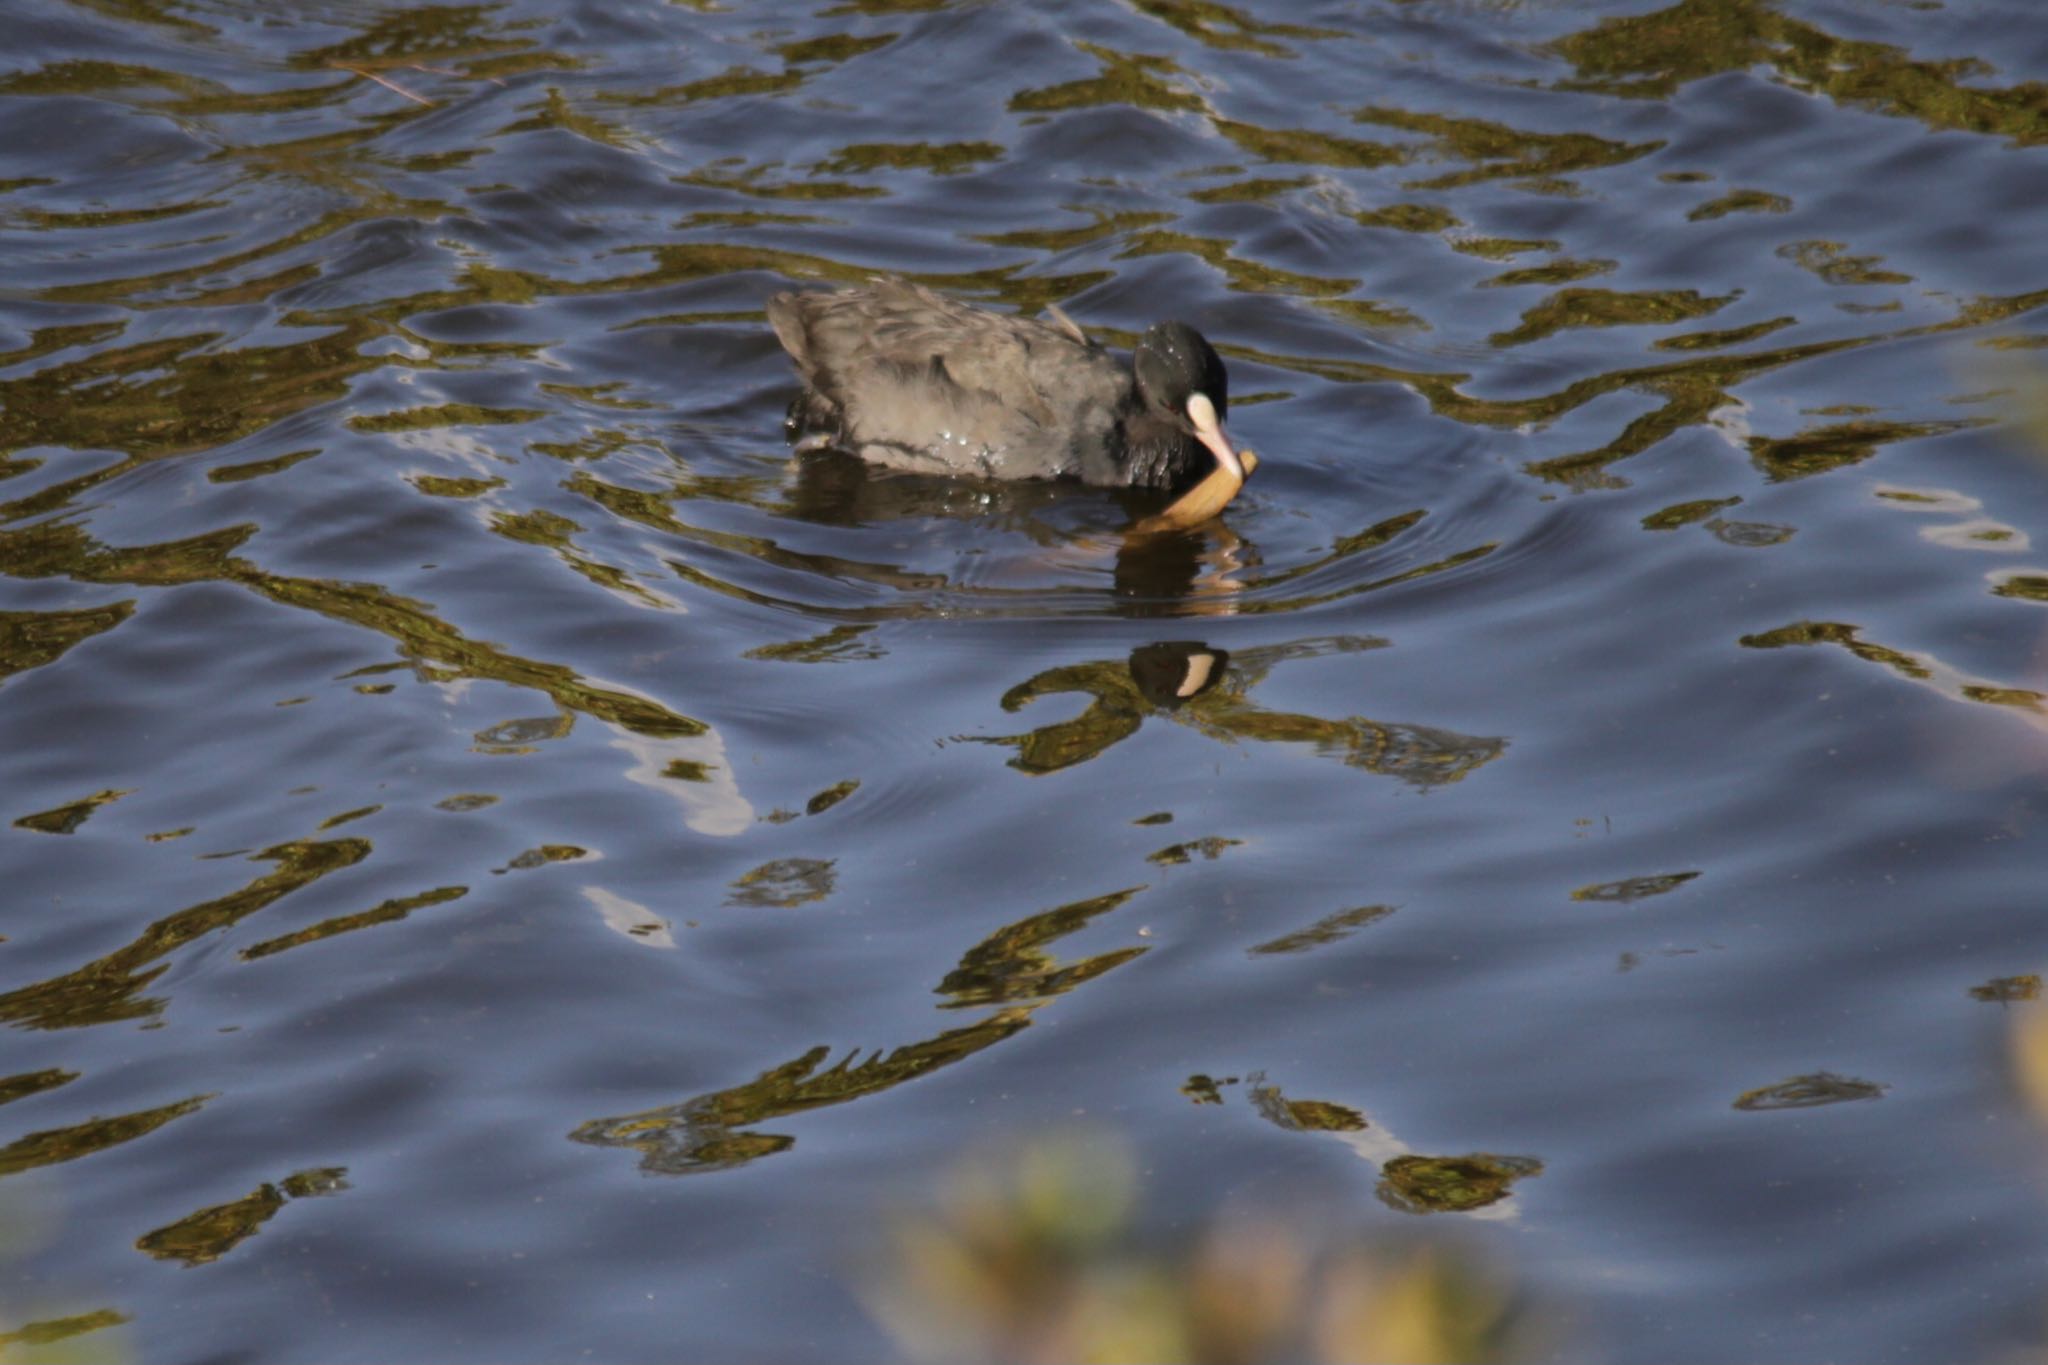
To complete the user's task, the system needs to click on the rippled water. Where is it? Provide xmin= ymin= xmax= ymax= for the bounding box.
xmin=7 ymin=0 xmax=2048 ymax=1359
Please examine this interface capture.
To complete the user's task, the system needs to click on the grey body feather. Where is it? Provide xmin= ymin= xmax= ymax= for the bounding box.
xmin=767 ymin=279 xmax=1196 ymax=489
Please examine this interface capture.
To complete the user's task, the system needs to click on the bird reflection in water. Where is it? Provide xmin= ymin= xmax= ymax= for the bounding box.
xmin=1128 ymin=640 xmax=1228 ymax=707
xmin=974 ymin=636 xmax=1509 ymax=783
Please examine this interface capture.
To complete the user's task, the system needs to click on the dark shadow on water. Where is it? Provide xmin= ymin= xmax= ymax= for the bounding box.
xmin=780 ymin=449 xmax=1083 ymax=532
xmin=573 ymin=878 xmax=1173 ymax=1174
xmin=772 ymin=447 xmax=1273 ymax=612
xmin=569 ymin=1010 xmax=1033 ymax=1175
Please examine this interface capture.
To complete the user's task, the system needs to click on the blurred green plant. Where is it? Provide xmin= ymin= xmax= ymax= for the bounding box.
xmin=0 ymin=1185 xmax=129 ymax=1365
xmin=859 ymin=1131 xmax=1537 ymax=1364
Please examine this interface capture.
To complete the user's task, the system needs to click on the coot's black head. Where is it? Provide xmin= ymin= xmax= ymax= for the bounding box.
xmin=1132 ymin=322 xmax=1241 ymax=484
xmin=1134 ymin=322 xmax=1227 ymax=420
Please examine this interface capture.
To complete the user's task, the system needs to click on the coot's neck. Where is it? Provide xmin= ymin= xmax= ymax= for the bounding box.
xmin=1116 ymin=407 xmax=1201 ymax=492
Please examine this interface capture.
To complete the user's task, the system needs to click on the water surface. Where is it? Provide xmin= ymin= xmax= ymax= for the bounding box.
xmin=6 ymin=0 xmax=2048 ymax=1359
